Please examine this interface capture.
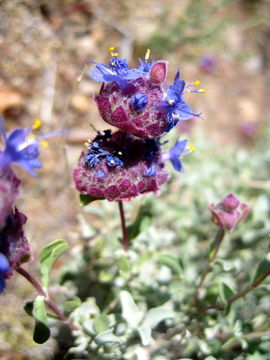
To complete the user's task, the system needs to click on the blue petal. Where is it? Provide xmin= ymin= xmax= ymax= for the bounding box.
xmin=174 ymin=69 xmax=181 ymax=83
xmin=106 ymin=154 xmax=123 ymax=167
xmin=144 ymin=164 xmax=156 ymax=177
xmin=166 ymin=139 xmax=187 ymax=172
xmin=96 ymin=169 xmax=106 ymax=179
xmin=130 ymin=93 xmax=148 ymax=110
xmin=0 ymin=274 xmax=6 ymax=294
xmin=90 ymin=63 xmax=114 ymax=82
xmin=5 ymin=128 xmax=29 ymax=149
xmin=169 ymin=139 xmax=188 ymax=159
xmin=18 ymin=159 xmax=42 ymax=177
xmin=0 ymin=253 xmax=9 ymax=274
xmin=155 ymin=101 xmax=171 ymax=110
xmin=170 ymin=158 xmax=183 ymax=172
xmin=175 ymin=102 xmax=196 ymax=120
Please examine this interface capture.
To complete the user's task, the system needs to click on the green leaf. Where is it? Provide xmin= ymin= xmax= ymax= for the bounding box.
xmin=33 ymin=296 xmax=48 ymax=325
xmin=127 ymin=203 xmax=153 ymax=240
xmin=32 ymin=296 xmax=51 ymax=344
xmin=118 ymin=256 xmax=131 ymax=273
xmin=252 ymin=255 xmax=270 ymax=284
xmin=33 ymin=321 xmax=51 ymax=344
xmin=94 ymin=313 xmax=110 ymax=334
xmin=94 ymin=330 xmax=122 ymax=345
xmin=24 ymin=301 xmax=34 ymax=316
xmin=64 ymin=296 xmax=82 ymax=313
xmin=120 ymin=291 xmax=144 ymax=328
xmin=39 ymin=239 xmax=69 ymax=290
xmin=219 ymin=282 xmax=235 ymax=304
xmin=158 ymin=254 xmax=183 ymax=277
xmin=80 ymin=194 xmax=103 ymax=206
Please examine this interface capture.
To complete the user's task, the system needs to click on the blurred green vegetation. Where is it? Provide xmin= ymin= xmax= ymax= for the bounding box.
xmin=51 ymin=121 xmax=270 ymax=360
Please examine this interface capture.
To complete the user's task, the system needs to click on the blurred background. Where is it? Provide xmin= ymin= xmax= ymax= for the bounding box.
xmin=0 ymin=0 xmax=270 ymax=358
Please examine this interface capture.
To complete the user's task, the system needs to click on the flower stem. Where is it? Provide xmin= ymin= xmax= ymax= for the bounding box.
xmin=16 ymin=267 xmax=79 ymax=331
xmin=193 ymin=228 xmax=225 ymax=305
xmin=118 ymin=200 xmax=129 ymax=251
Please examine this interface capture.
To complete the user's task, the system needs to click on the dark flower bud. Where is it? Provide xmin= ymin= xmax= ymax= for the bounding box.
xmin=130 ymin=93 xmax=148 ymax=111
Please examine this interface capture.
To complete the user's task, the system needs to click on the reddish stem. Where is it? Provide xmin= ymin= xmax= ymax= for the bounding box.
xmin=16 ymin=267 xmax=79 ymax=331
xmin=118 ymin=200 xmax=129 ymax=251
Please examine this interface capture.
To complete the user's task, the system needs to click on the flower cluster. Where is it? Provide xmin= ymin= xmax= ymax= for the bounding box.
xmin=74 ymin=48 xmax=204 ymax=201
xmin=0 ymin=118 xmax=65 ymax=293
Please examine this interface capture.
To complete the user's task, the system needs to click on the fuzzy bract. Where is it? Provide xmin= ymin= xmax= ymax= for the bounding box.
xmin=0 ymin=208 xmax=31 ymax=293
xmin=0 ymin=166 xmax=20 ymax=229
xmin=73 ymin=131 xmax=169 ymax=201
xmin=94 ymin=61 xmax=168 ymax=139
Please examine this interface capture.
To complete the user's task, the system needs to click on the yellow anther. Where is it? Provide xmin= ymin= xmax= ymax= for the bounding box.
xmin=168 ymin=99 xmax=175 ymax=105
xmin=194 ymin=80 xmax=201 ymax=86
xmin=145 ymin=49 xmax=151 ymax=60
xmin=111 ymin=62 xmax=115 ymax=66
xmin=113 ymin=52 xmax=119 ymax=57
xmin=32 ymin=118 xmax=42 ymax=130
xmin=188 ymin=144 xmax=196 ymax=152
xmin=84 ymin=139 xmax=91 ymax=146
xmin=199 ymin=89 xmax=206 ymax=93
xmin=40 ymin=140 xmax=48 ymax=148
xmin=109 ymin=46 xmax=115 ymax=52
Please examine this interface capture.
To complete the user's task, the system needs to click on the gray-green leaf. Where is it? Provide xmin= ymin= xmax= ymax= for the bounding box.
xmin=32 ymin=296 xmax=51 ymax=344
xmin=120 ymin=290 xmax=144 ymax=328
xmin=40 ymin=239 xmax=68 ymax=290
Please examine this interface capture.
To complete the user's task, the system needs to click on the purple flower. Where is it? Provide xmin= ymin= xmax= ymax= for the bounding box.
xmin=156 ymin=70 xmax=204 ymax=131
xmin=0 ymin=208 xmax=31 ymax=293
xmin=130 ymin=93 xmax=148 ymax=111
xmin=209 ymin=193 xmax=250 ymax=231
xmin=199 ymin=55 xmax=217 ymax=73
xmin=90 ymin=48 xmax=154 ymax=87
xmin=162 ymin=139 xmax=194 ymax=172
xmin=73 ymin=131 xmax=169 ymax=201
xmin=0 ymin=118 xmax=66 ymax=176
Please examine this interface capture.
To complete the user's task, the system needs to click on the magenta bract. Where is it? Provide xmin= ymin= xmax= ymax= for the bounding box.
xmin=95 ymin=62 xmax=169 ymax=139
xmin=209 ymin=193 xmax=250 ymax=231
xmin=0 ymin=208 xmax=31 ymax=278
xmin=0 ymin=166 xmax=21 ymax=229
xmin=73 ymin=131 xmax=169 ymax=201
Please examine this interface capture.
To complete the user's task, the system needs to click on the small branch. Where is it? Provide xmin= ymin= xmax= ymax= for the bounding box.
xmin=16 ymin=267 xmax=47 ymax=297
xmin=16 ymin=267 xmax=79 ymax=331
xmin=192 ymin=228 xmax=225 ymax=305
xmin=201 ymin=265 xmax=270 ymax=312
xmin=118 ymin=200 xmax=129 ymax=251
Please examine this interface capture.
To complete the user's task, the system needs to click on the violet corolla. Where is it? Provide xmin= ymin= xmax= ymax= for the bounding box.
xmin=156 ymin=70 xmax=204 ymax=131
xmin=0 ymin=118 xmax=66 ymax=176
